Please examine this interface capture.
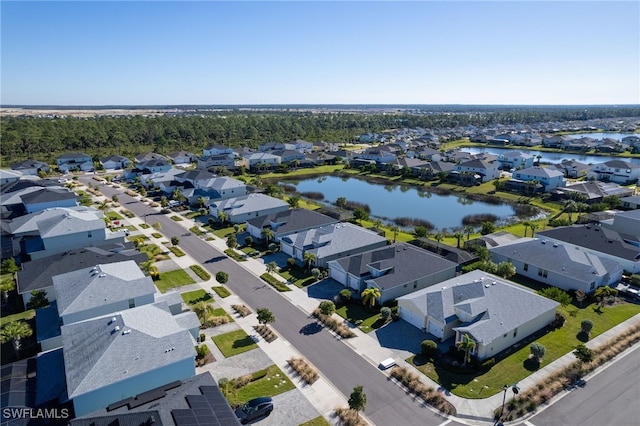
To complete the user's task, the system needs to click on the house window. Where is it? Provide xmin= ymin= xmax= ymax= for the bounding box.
xmin=88 ymin=231 xmax=92 ymax=238
xmin=404 ymin=284 xmax=408 ymax=288
xmin=513 ymin=328 xmax=518 ymax=338
xmin=523 ymin=263 xmax=528 ymax=272
xmin=538 ymin=268 xmax=548 ymax=278
xmin=129 ymin=299 xmax=135 ymax=309
xmin=414 ymin=283 xmax=417 ymax=289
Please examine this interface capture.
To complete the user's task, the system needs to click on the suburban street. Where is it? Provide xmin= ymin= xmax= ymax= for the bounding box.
xmin=521 ymin=345 xmax=640 ymax=426
xmin=91 ymin=179 xmax=450 ymax=426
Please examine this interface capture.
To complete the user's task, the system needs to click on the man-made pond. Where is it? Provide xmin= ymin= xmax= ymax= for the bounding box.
xmin=464 ymin=146 xmax=640 ymax=166
xmin=289 ymin=175 xmax=517 ymax=231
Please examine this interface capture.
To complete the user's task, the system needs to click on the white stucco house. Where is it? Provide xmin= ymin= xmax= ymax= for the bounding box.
xmin=453 ymin=159 xmax=499 ymax=183
xmin=397 ymin=270 xmax=559 ymax=360
xmin=497 ymin=151 xmax=535 ymax=170
xmin=56 ymin=153 xmax=94 ymax=173
xmin=100 ymin=155 xmax=131 ymax=170
xmin=509 ymin=166 xmax=566 ymax=192
xmin=10 ymin=159 xmax=51 ymax=176
xmin=489 ymin=238 xmax=623 ymax=293
xmin=587 ymin=160 xmax=640 ymax=184
xmin=246 ymin=209 xmax=338 ymax=242
xmin=209 ymin=194 xmax=289 ymax=223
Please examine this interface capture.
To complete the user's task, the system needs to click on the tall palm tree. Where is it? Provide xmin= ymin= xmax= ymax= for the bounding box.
xmin=303 ymin=252 xmax=317 ymax=273
xmin=390 ymin=225 xmax=400 ymax=243
xmin=464 ymin=225 xmax=474 ymax=241
xmin=456 ymin=333 xmax=476 ymax=367
xmin=192 ymin=301 xmax=214 ymax=326
xmin=1 ymin=275 xmax=16 ymax=304
xmin=261 ymin=228 xmax=274 ymax=244
xmin=361 ymin=287 xmax=381 ymax=309
xmin=453 ymin=232 xmax=464 ymax=249
xmin=1 ymin=321 xmax=33 ymax=354
xmin=529 ymin=223 xmax=539 ymax=237
xmin=218 ymin=211 xmax=227 ymax=226
xmin=564 ymin=200 xmax=578 ymax=223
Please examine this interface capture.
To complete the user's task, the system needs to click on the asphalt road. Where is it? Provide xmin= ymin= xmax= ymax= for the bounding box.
xmin=92 ymin=180 xmax=449 ymax=426
xmin=522 ymin=345 xmax=640 ymax=426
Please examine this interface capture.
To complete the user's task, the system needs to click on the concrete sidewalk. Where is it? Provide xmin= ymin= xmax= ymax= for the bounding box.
xmin=117 ymin=202 xmax=640 ymax=426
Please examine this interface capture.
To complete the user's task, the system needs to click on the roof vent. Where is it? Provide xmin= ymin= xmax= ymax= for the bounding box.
xmin=492 ymin=281 xmax=497 ymax=285
xmin=484 ymin=284 xmax=490 ymax=288
xmin=122 ymin=330 xmax=131 ymax=335
xmin=553 ymin=243 xmax=559 ymax=247
xmin=114 ymin=326 xmax=120 ymax=332
xmin=541 ymin=240 xmax=547 ymax=244
xmin=110 ymin=317 xmax=116 ymax=324
xmin=98 ymin=273 xmax=107 ymax=278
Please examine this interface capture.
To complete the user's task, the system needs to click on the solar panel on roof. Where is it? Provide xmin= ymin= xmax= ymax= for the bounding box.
xmin=171 ymin=410 xmax=198 ymax=426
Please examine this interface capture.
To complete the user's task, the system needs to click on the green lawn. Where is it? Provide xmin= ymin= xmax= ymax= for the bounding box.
xmin=154 ymin=269 xmax=196 ymax=293
xmin=181 ymin=289 xmax=213 ymax=305
xmin=168 ymin=246 xmax=186 ymax=257
xmin=211 ymin=330 xmax=258 ymax=358
xmin=139 ymin=243 xmax=170 ymax=261
xmin=335 ymin=303 xmax=388 ymax=333
xmin=170 ymin=215 xmax=183 ymax=221
xmin=229 ymin=365 xmax=295 ymax=405
xmin=277 ymin=268 xmax=317 ymax=288
xmin=299 ymin=416 xmax=330 ymax=426
xmin=151 ymin=232 xmax=163 ymax=238
xmin=410 ymin=301 xmax=640 ymax=398
xmin=212 ymin=226 xmax=237 ymax=238
xmin=105 ymin=211 xmax=124 ymax=220
xmin=211 ymin=307 xmax=234 ymax=322
xmin=0 ymin=309 xmax=35 ymax=327
xmin=212 ymin=286 xmax=231 ymax=298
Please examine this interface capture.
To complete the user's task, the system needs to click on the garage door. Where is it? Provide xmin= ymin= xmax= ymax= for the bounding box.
xmin=399 ymin=305 xmax=424 ymax=330
xmin=330 ymin=267 xmax=347 ymax=285
xmin=428 ymin=320 xmax=443 ymax=339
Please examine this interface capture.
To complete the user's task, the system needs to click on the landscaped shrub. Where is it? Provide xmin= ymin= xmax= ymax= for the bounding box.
xmin=333 ymin=407 xmax=367 ymax=426
xmin=190 ymin=265 xmax=212 ymax=281
xmin=462 ymin=213 xmax=498 ymax=226
xmin=254 ymin=325 xmax=278 ymax=342
xmin=224 ymin=249 xmax=247 ymax=262
xmin=312 ymin=308 xmax=356 ymax=339
xmin=339 ymin=289 xmax=352 ymax=304
xmin=420 ymin=340 xmax=438 ymax=358
xmin=389 ymin=366 xmax=456 ymax=415
xmin=212 ymin=286 xmax=231 ymax=298
xmin=260 ymin=273 xmax=291 ymax=292
xmin=215 ymin=271 xmax=229 ymax=284
xmin=168 ymin=246 xmax=186 ymax=257
xmin=231 ymin=304 xmax=251 ymax=317
xmin=549 ymin=312 xmax=566 ymax=329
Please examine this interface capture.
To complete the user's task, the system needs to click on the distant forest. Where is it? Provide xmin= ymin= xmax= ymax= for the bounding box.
xmin=1 ymin=106 xmax=639 ymax=165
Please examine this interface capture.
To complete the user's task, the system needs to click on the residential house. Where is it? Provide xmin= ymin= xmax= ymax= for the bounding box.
xmin=305 ymin=152 xmax=337 ymax=166
xmin=551 ymin=181 xmax=633 ymax=203
xmin=1 ymin=184 xmax=77 ymax=219
xmin=167 ymin=151 xmax=197 ymax=165
xmin=562 ymin=137 xmax=598 ymax=152
xmin=134 ymin=153 xmax=169 ymax=163
xmin=135 ymin=159 xmax=173 ymax=174
xmin=453 ymin=159 xmax=499 ymax=183
xmin=327 ymin=243 xmax=457 ymax=303
xmin=72 ymin=372 xmax=240 ymax=426
xmin=246 ymin=209 xmax=339 ymax=242
xmin=5 ymin=206 xmax=127 ymax=261
xmin=16 ymin=243 xmax=146 ymax=307
xmin=413 ymin=147 xmax=442 ymax=162
xmin=552 ymin=159 xmax=591 ymax=178
xmin=272 ymin=149 xmax=306 ymax=164
xmin=621 ymin=195 xmax=640 ymax=210
xmin=413 ymin=161 xmax=455 ymax=180
xmin=100 ymin=155 xmax=130 ymax=170
xmin=197 ymin=154 xmax=236 ymax=171
xmin=60 ymin=302 xmax=196 ymax=416
xmin=465 ymin=231 xmax=521 ymax=250
xmin=279 ymin=222 xmax=388 ymax=268
xmin=356 ymin=148 xmax=397 ymax=165
xmin=542 ymin=135 xmax=570 ymax=148
xmin=258 ymin=141 xmax=288 ymax=152
xmin=0 ymin=169 xmax=22 ymax=185
xmin=587 ymin=160 xmax=640 ymax=184
xmin=397 ymin=270 xmax=559 ymax=360
xmin=21 ymin=188 xmax=78 ymax=214
xmin=496 ymin=151 xmax=535 ymax=170
xmin=10 ymin=159 xmax=50 ymax=176
xmin=240 ymin=152 xmax=281 ymax=171
xmin=489 ymin=239 xmax=623 ymax=293
xmin=56 ymin=153 xmax=93 ymax=173
xmin=508 ymin=166 xmax=566 ymax=193
xmin=203 ymin=145 xmax=234 ymax=157
xmin=387 ymin=157 xmax=428 ymax=175
xmin=536 ymin=225 xmax=640 ymax=273
xmin=209 ymin=194 xmax=289 ymax=223
xmin=290 ymin=139 xmax=314 ymax=153
xmin=176 ymin=173 xmax=247 ymax=205
xmin=599 ymin=209 xmax=640 ymax=236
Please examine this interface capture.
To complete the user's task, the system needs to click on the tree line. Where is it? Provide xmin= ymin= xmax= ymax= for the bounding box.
xmin=2 ymin=106 xmax=638 ymax=164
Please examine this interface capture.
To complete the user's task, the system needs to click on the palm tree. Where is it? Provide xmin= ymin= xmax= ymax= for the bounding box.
xmin=0 ymin=275 xmax=16 ymax=304
xmin=218 ymin=211 xmax=227 ymax=226
xmin=390 ymin=225 xmax=400 ymax=243
xmin=287 ymin=195 xmax=300 ymax=209
xmin=195 ymin=196 xmax=207 ymax=209
xmin=97 ymin=199 xmax=109 ymax=213
xmin=456 ymin=333 xmax=476 ymax=367
xmin=464 ymin=225 xmax=474 ymax=241
xmin=303 ymin=252 xmax=317 ymax=273
xmin=192 ymin=301 xmax=214 ymax=326
xmin=361 ymin=287 xmax=381 ymax=309
xmin=266 ymin=261 xmax=278 ymax=275
xmin=372 ymin=219 xmax=382 ymax=231
xmin=529 ymin=223 xmax=539 ymax=237
xmin=564 ymin=200 xmax=578 ymax=223
xmin=453 ymin=232 xmax=464 ymax=249
xmin=522 ymin=220 xmax=531 ymax=238
xmin=261 ymin=228 xmax=274 ymax=244
xmin=0 ymin=321 xmax=33 ymax=354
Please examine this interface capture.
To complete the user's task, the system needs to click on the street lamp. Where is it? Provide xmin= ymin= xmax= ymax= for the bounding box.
xmin=496 ymin=383 xmax=520 ymax=426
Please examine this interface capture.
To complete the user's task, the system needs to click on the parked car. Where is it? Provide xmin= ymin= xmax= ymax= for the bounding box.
xmin=235 ymin=397 xmax=274 ymax=424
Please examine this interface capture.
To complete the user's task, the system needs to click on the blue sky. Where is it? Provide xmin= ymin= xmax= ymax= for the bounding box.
xmin=1 ymin=1 xmax=638 ymax=105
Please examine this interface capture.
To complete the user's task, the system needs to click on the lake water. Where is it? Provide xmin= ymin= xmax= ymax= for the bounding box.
xmin=289 ymin=175 xmax=517 ymax=231
xmin=464 ymin=146 xmax=640 ymax=165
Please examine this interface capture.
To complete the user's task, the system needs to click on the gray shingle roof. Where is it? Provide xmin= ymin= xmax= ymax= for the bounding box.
xmin=62 ymin=302 xmax=196 ymax=398
xmin=54 ymin=260 xmax=155 ymax=318
xmin=16 ymin=244 xmax=146 ymax=294
xmin=20 ymin=188 xmax=77 ymax=205
xmin=8 ymin=206 xmax=99 ymax=235
xmin=246 ymin=208 xmax=338 ymax=237
xmin=331 ymin=244 xmax=457 ymax=290
xmin=537 ymin=225 xmax=640 ymax=261
xmin=398 ymin=270 xmax=559 ymax=344
xmin=490 ymin=239 xmax=620 ymax=283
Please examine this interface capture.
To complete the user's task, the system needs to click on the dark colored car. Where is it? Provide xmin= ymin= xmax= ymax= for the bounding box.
xmin=235 ymin=397 xmax=274 ymax=424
